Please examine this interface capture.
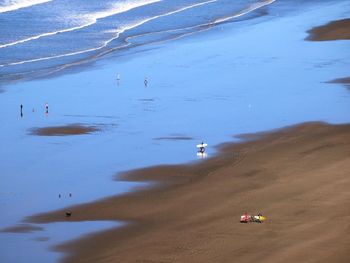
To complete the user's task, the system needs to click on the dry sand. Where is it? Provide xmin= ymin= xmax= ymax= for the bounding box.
xmin=26 ymin=122 xmax=350 ymax=263
xmin=29 ymin=124 xmax=99 ymax=136
xmin=306 ymin=18 xmax=350 ymax=41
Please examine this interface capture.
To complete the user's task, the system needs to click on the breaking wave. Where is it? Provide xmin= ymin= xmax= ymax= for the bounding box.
xmin=1 ymin=0 xmax=218 ymax=66
xmin=0 ymin=0 xmax=278 ymax=82
xmin=0 ymin=0 xmax=51 ymax=13
xmin=0 ymin=0 xmax=162 ymax=49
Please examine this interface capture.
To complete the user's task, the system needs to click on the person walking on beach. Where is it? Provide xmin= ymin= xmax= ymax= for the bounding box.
xmin=116 ymin=73 xmax=120 ymax=86
xmin=45 ymin=103 xmax=49 ymax=114
xmin=144 ymin=77 xmax=148 ymax=87
xmin=20 ymin=104 xmax=23 ymax=117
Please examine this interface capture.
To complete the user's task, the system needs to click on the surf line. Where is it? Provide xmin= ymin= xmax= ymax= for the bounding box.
xmin=213 ymin=0 xmax=277 ymax=24
xmin=0 ymin=0 xmax=52 ymax=14
xmin=1 ymin=0 xmax=218 ymax=67
xmin=124 ymin=0 xmax=277 ymax=50
xmin=0 ymin=0 xmax=162 ymax=49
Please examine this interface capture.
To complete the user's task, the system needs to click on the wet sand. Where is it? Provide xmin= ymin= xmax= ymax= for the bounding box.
xmin=306 ymin=18 xmax=350 ymax=41
xmin=29 ymin=124 xmax=100 ymax=136
xmin=27 ymin=122 xmax=350 ymax=263
xmin=327 ymin=77 xmax=350 ymax=88
xmin=153 ymin=136 xmax=194 ymax=141
xmin=1 ymin=224 xmax=43 ymax=233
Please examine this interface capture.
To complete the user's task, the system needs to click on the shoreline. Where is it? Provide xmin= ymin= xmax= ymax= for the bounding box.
xmin=1 ymin=1 xmax=350 ymax=262
xmin=27 ymin=122 xmax=350 ymax=263
xmin=0 ymin=0 xmax=274 ymax=90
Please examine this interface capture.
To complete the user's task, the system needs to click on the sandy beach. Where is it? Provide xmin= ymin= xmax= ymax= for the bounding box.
xmin=29 ymin=124 xmax=100 ymax=136
xmin=327 ymin=77 xmax=350 ymax=90
xmin=1 ymin=1 xmax=350 ymax=262
xmin=27 ymin=122 xmax=350 ymax=263
xmin=307 ymin=18 xmax=350 ymax=91
xmin=306 ymin=18 xmax=350 ymax=41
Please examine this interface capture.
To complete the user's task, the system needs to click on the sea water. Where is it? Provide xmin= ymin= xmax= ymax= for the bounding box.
xmin=0 ymin=0 xmax=349 ymax=262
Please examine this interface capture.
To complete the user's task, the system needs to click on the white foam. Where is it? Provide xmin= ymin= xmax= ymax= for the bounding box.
xmin=118 ymin=0 xmax=219 ymax=34
xmin=1 ymin=0 xmax=218 ymax=67
xmin=0 ymin=0 xmax=162 ymax=49
xmin=0 ymin=0 xmax=51 ymax=13
xmin=81 ymin=0 xmax=162 ymax=22
xmin=125 ymin=0 xmax=277 ymax=47
xmin=213 ymin=0 xmax=277 ymax=24
xmin=0 ymin=0 xmax=276 ymax=68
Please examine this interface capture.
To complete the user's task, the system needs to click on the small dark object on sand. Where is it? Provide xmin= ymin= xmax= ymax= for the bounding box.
xmin=65 ymin=212 xmax=72 ymax=217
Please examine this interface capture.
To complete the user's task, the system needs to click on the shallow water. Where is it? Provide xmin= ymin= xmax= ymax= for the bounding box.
xmin=0 ymin=0 xmax=275 ymax=83
xmin=0 ymin=0 xmax=349 ymax=262
xmin=1 ymin=221 xmax=120 ymax=263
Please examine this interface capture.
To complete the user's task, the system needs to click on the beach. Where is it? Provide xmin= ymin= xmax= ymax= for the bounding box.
xmin=29 ymin=124 xmax=100 ymax=136
xmin=27 ymin=122 xmax=350 ymax=263
xmin=307 ymin=18 xmax=350 ymax=41
xmin=0 ymin=0 xmax=350 ymax=262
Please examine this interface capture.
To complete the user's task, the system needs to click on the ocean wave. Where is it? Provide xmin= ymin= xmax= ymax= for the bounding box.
xmin=0 ymin=0 xmax=51 ymax=13
xmin=0 ymin=0 xmax=276 ymax=68
xmin=213 ymin=0 xmax=276 ymax=24
xmin=125 ymin=0 xmax=277 ymax=49
xmin=0 ymin=0 xmax=162 ymax=49
xmin=1 ymin=0 xmax=218 ymax=67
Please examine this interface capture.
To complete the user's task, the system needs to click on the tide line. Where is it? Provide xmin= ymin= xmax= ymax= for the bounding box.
xmin=125 ymin=0 xmax=277 ymax=47
xmin=213 ymin=0 xmax=277 ymax=24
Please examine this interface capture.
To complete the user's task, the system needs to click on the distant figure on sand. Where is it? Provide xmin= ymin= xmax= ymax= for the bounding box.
xmin=116 ymin=73 xmax=120 ymax=85
xmin=196 ymin=142 xmax=208 ymax=158
xmin=144 ymin=77 xmax=148 ymax=87
xmin=20 ymin=104 xmax=23 ymax=117
xmin=45 ymin=103 xmax=49 ymax=114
